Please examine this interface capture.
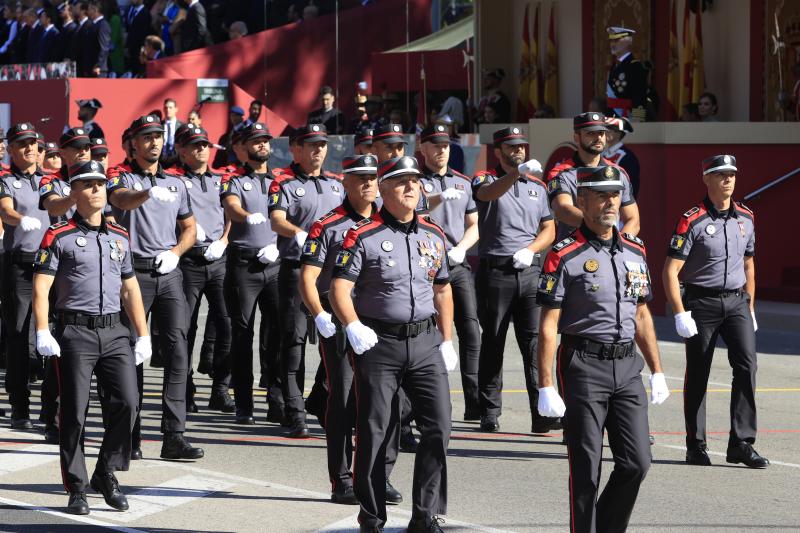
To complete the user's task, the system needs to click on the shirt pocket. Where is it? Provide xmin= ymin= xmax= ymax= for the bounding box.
xmin=697 ymin=232 xmax=726 ymax=259
xmin=378 ymin=255 xmax=407 ymax=283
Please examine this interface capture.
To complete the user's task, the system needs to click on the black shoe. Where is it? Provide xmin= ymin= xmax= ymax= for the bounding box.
xmin=287 ymin=421 xmax=310 ymax=439
xmin=463 ymin=410 xmax=481 ymax=421
xmin=407 ymin=515 xmax=445 ymax=533
xmin=130 ymin=448 xmax=143 ymax=460
xmin=90 ymin=471 xmax=129 ymax=511
xmin=531 ymin=417 xmax=562 ymax=434
xmin=0 ymin=407 xmax=5 ymax=417
xmin=385 ymin=481 xmax=403 ymax=504
xmin=10 ymin=416 xmax=32 ymax=430
xmin=160 ymin=432 xmax=204 ymax=460
xmin=236 ymin=411 xmax=255 ymax=425
xmin=726 ymin=442 xmax=770 ymax=469
xmin=480 ymin=415 xmax=499 ymax=432
xmin=258 ymin=376 xmax=267 ymax=388
xmin=197 ymin=358 xmax=212 ymax=376
xmin=208 ymin=392 xmax=236 ymax=413
xmin=66 ymin=491 xmax=90 ymax=515
xmin=399 ymin=430 xmax=419 ymax=453
xmin=44 ymin=423 xmax=59 ymax=444
xmin=331 ymin=483 xmax=359 ymax=505
xmin=686 ymin=446 xmax=712 ymax=466
xmin=187 ymin=400 xmax=198 ymax=414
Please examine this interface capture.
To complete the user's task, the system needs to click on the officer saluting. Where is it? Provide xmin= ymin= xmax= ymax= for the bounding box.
xmin=330 ymin=156 xmax=456 ymax=533
xmin=537 ymin=166 xmax=670 ymax=533
xmin=39 ymin=127 xmax=93 ymax=223
xmin=32 ymin=160 xmax=150 ymax=515
xmin=662 ymin=155 xmax=767 ymax=469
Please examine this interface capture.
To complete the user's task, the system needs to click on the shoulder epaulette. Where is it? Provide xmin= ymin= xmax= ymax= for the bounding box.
xmin=107 ymin=163 xmax=132 ymax=180
xmin=542 ymin=233 xmax=587 ymax=274
xmin=675 ymin=204 xmax=708 ymax=235
xmin=472 ymin=169 xmax=496 ymax=186
xmin=419 ymin=215 xmax=446 ymax=237
xmin=107 ymin=220 xmax=129 ymax=236
xmin=0 ymin=168 xmax=12 ymax=178
xmin=682 ymin=206 xmax=701 ymax=218
xmin=735 ymin=201 xmax=754 ymax=217
xmin=170 ymin=166 xmax=186 ymax=176
xmin=546 ymin=158 xmax=577 ymax=182
xmin=40 ymin=219 xmax=78 ymax=248
xmin=342 ymin=213 xmax=384 ymax=249
xmin=621 ymin=232 xmax=646 ymax=255
xmin=323 ymin=170 xmax=344 ymax=181
xmin=451 ymin=169 xmax=471 ymax=182
xmin=552 ymin=236 xmax=576 ymax=252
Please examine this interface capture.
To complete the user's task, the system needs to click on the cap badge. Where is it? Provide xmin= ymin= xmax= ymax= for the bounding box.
xmin=382 ymin=240 xmax=394 ymax=252
xmin=76 ymin=236 xmax=87 ymax=247
xmin=312 ymin=125 xmax=320 ymax=132
xmin=255 ymin=124 xmax=262 ymax=130
xmin=20 ymin=124 xmax=28 ymax=130
xmin=242 ymin=182 xmax=253 ymax=191
xmin=146 ymin=116 xmax=154 ymax=123
xmin=512 ymin=127 xmax=520 ymax=134
xmin=705 ymin=225 xmax=716 ymax=235
xmin=723 ymin=155 xmax=731 ymax=164
xmin=436 ymin=125 xmax=445 ymax=132
xmin=584 ymin=259 xmax=599 ymax=273
xmin=605 ymin=167 xmax=615 ymax=178
xmin=393 ymin=124 xmax=401 ymax=132
xmin=296 ymin=187 xmax=306 ymax=197
xmin=76 ymin=128 xmax=84 ymax=135
xmin=592 ymin=113 xmax=600 ymax=121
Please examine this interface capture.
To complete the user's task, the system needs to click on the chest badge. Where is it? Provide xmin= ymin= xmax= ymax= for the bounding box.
xmin=133 ymin=182 xmax=143 ymax=191
xmin=381 ymin=240 xmax=394 ymax=252
xmin=423 ymin=183 xmax=434 ymax=193
xmin=296 ymin=187 xmax=306 ymax=197
xmin=12 ymin=180 xmax=21 ymax=189
xmin=332 ymin=184 xmax=340 ymax=193
xmin=528 ymin=189 xmax=539 ymax=199
xmin=590 ymin=284 xmax=600 ymax=292
xmin=242 ymin=182 xmax=253 ymax=191
xmin=738 ymin=221 xmax=746 ymax=237
xmin=185 ymin=181 xmax=193 ymax=189
xmin=705 ymin=225 xmax=716 ymax=235
xmin=109 ymin=239 xmax=125 ymax=261
xmin=76 ymin=236 xmax=87 ymax=247
xmin=167 ymin=185 xmax=178 ymax=193
xmin=584 ymin=259 xmax=599 ymax=273
xmin=63 ymin=186 xmax=71 ymax=195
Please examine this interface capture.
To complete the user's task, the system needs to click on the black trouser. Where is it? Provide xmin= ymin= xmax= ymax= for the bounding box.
xmin=448 ymin=262 xmax=480 ymax=415
xmin=683 ymin=289 xmax=757 ymax=450
xmin=278 ymin=261 xmax=310 ymax=423
xmin=199 ymin=318 xmax=216 ymax=372
xmin=558 ymin=343 xmax=651 ymax=533
xmin=352 ymin=320 xmax=451 ymax=529
xmin=224 ymin=251 xmax=281 ymax=416
xmin=54 ymin=318 xmax=138 ymax=493
xmin=181 ymin=254 xmax=232 ymax=397
xmin=127 ymin=267 xmax=190 ymax=444
xmin=475 ymin=258 xmax=543 ymax=420
xmin=1 ymin=255 xmax=35 ymax=416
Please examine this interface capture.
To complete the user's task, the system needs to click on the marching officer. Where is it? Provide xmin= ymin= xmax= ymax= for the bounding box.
xmin=536 ymin=165 xmax=670 ymax=533
xmin=221 ymin=122 xmax=284 ymax=424
xmin=603 ymin=115 xmax=641 ymax=199
xmin=107 ymin=114 xmax=203 ymax=460
xmin=354 ymin=128 xmax=374 ymax=156
xmin=662 ymin=155 xmax=768 ymax=469
xmin=32 ymin=160 xmax=150 ymax=515
xmin=0 ymin=122 xmax=50 ymax=429
xmin=299 ymin=154 xmax=379 ymax=505
xmin=371 ymin=123 xmax=406 ymax=162
xmin=42 ymin=142 xmax=62 ymax=172
xmin=90 ymin=137 xmax=109 ymax=170
xmin=40 ymin=127 xmax=93 ymax=223
xmin=268 ymin=123 xmax=345 ymax=437
xmin=418 ymin=123 xmax=481 ymax=419
xmin=173 ymin=124 xmax=233 ymax=413
xmin=547 ymin=112 xmax=640 ymax=242
xmin=330 ymin=155 xmax=457 ymax=533
xmin=471 ymin=126 xmax=556 ymax=433
xmin=606 ymin=27 xmax=648 ymax=120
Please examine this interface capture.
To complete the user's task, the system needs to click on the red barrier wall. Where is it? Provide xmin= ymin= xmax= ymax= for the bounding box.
xmin=0 ymin=79 xmax=70 ymax=141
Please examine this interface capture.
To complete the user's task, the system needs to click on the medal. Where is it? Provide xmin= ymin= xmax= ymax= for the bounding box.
xmin=76 ymin=236 xmax=87 ymax=247
xmin=584 ymin=259 xmax=599 ymax=273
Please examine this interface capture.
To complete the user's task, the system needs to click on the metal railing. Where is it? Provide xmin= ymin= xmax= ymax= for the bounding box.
xmin=743 ymin=166 xmax=800 ymax=201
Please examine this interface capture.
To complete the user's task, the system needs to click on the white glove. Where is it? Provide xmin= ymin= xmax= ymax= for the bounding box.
xmin=195 ymin=223 xmax=206 ymax=243
xmin=649 ymin=373 xmax=670 ymax=405
xmin=203 ymin=239 xmax=227 ymax=261
xmin=295 ymin=231 xmax=308 ymax=248
xmin=512 ymin=248 xmax=535 ymax=269
xmin=20 ymin=216 xmax=42 ymax=232
xmin=674 ymin=311 xmax=698 ymax=338
xmin=440 ymin=340 xmax=458 ymax=372
xmin=148 ymin=185 xmax=178 ymax=203
xmin=751 ymin=310 xmax=758 ymax=332
xmin=314 ymin=312 xmax=337 ymax=339
xmin=36 ymin=330 xmax=60 ymax=358
xmin=246 ymin=212 xmax=267 ymax=225
xmin=517 ymin=158 xmax=543 ymax=176
xmin=134 ymin=336 xmax=152 ymax=366
xmin=345 ymin=320 xmax=378 ymax=355
xmin=537 ymin=386 xmax=566 ymax=418
xmin=256 ymin=243 xmax=280 ymax=264
xmin=447 ymin=247 xmax=466 ymax=265
xmin=155 ymin=250 xmax=180 ymax=274
xmin=440 ymin=188 xmax=463 ymax=201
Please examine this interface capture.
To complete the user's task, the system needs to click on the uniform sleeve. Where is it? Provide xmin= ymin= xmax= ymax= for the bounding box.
xmin=332 ymin=232 xmax=364 ymax=282
xmin=106 ymin=172 xmax=132 ymax=194
xmin=745 ymin=221 xmax=755 ymax=257
xmin=33 ymin=230 xmax=60 ymax=275
xmin=300 ymin=221 xmax=326 ymax=267
xmin=38 ymin=179 xmax=60 ymax=209
xmin=219 ymin=177 xmax=241 ymax=200
xmin=177 ymin=180 xmax=193 ymax=220
xmin=619 ymin=168 xmax=635 ymax=207
xmin=120 ymin=235 xmax=135 ymax=279
xmin=546 ymin=172 xmax=571 ymax=203
xmin=267 ymin=180 xmax=290 ymax=214
xmin=536 ymin=252 xmax=568 ymax=308
xmin=0 ymin=177 xmax=13 ymax=199
xmin=465 ymin=185 xmax=477 ymax=214
xmin=667 ymin=217 xmax=695 ymax=260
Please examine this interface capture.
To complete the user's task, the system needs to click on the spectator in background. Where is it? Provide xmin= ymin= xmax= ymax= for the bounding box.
xmin=12 ymin=5 xmax=29 ymax=64
xmin=389 ymin=108 xmax=412 ymax=132
xmin=178 ymin=0 xmax=210 ymax=52
xmin=307 ymin=85 xmax=346 ymax=134
xmin=302 ymin=3 xmax=319 ymax=21
xmin=482 ymin=102 xmax=498 ymax=124
xmin=533 ymin=104 xmax=556 ymax=119
xmin=161 ymin=97 xmax=183 ymax=165
xmin=155 ymin=0 xmax=182 ymax=55
xmin=434 ymin=114 xmax=465 ymax=174
xmin=698 ymin=92 xmax=719 ymax=122
xmin=435 ymin=95 xmax=464 ymax=134
xmin=0 ymin=4 xmax=19 ymax=64
xmin=104 ymin=0 xmax=125 ymax=76
xmin=57 ymin=2 xmax=76 ymax=62
xmin=228 ymin=20 xmax=247 ymax=40
xmin=125 ymin=0 xmax=152 ymax=75
xmin=242 ymin=99 xmax=262 ymax=127
xmin=87 ymin=0 xmax=111 ymax=77
xmin=680 ymin=103 xmax=701 ymax=122
xmin=587 ymin=96 xmax=612 ymax=116
xmin=477 ymin=68 xmax=510 ymax=123
xmin=37 ymin=8 xmax=61 ymax=63
xmin=140 ymin=34 xmax=164 ymax=67
xmin=212 ymin=104 xmax=245 ymax=168
xmin=187 ymin=109 xmax=201 ymax=127
xmin=347 ymin=94 xmax=370 ymax=134
xmin=24 ymin=7 xmax=42 ymax=63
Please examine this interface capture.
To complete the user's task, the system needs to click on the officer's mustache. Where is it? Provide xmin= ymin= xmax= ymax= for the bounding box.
xmin=248 ymin=149 xmax=270 ymax=163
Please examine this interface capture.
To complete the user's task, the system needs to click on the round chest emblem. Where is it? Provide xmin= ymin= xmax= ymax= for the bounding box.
xmin=242 ymin=182 xmax=253 ymax=191
xmin=63 ymin=186 xmax=71 ymax=195
xmin=381 ymin=240 xmax=394 ymax=252
xmin=185 ymin=181 xmax=193 ymax=189
xmin=12 ymin=180 xmax=21 ymax=189
xmin=296 ymin=187 xmax=306 ymax=197
xmin=705 ymin=225 xmax=716 ymax=235
xmin=76 ymin=236 xmax=87 ymax=247
xmin=584 ymin=259 xmax=599 ymax=273
xmin=133 ymin=182 xmax=143 ymax=191
xmin=424 ymin=183 xmax=434 ymax=193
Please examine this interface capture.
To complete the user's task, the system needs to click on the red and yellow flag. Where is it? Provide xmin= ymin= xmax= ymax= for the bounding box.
xmin=679 ymin=0 xmax=693 ymax=109
xmin=529 ymin=2 xmax=541 ymax=112
xmin=543 ymin=4 xmax=559 ymax=115
xmin=666 ymin=0 xmax=680 ymax=119
xmin=691 ymin=4 xmax=705 ymax=100
xmin=516 ymin=3 xmax=533 ymax=121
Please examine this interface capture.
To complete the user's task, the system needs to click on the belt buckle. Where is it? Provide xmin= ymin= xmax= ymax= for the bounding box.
xmin=87 ymin=315 xmax=99 ymax=328
xmin=407 ymin=322 xmax=421 ymax=337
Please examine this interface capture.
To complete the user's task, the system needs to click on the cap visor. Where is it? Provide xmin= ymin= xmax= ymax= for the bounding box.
xmin=184 ymin=136 xmax=211 ymax=145
xmin=245 ymin=132 xmax=273 ymax=142
xmin=63 ymin=139 xmax=92 ymax=149
xmin=11 ymin=132 xmax=38 ymax=142
xmin=69 ymin=172 xmax=106 ymax=182
xmin=502 ymin=138 xmax=529 ymax=145
xmin=135 ymin=125 xmax=165 ymax=136
xmin=581 ymin=184 xmax=623 ymax=192
xmin=423 ymin=136 xmax=450 ymax=144
xmin=703 ymin=164 xmax=737 ymax=175
xmin=578 ymin=125 xmax=610 ymax=132
xmin=299 ymin=134 xmax=328 ymax=143
xmin=375 ymin=135 xmax=407 ymax=145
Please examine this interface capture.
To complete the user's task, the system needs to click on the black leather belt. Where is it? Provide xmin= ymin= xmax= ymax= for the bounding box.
xmin=182 ymin=246 xmax=225 ymax=262
xmin=481 ymin=254 xmax=541 ymax=268
xmin=10 ymin=251 xmax=36 ymax=264
xmin=361 ymin=316 xmax=436 ymax=339
xmin=58 ymin=312 xmax=121 ymax=329
xmin=228 ymin=246 xmax=258 ymax=260
xmin=562 ymin=334 xmax=636 ymax=360
xmin=132 ymin=255 xmax=157 ymax=271
xmin=684 ymin=284 xmax=743 ymax=298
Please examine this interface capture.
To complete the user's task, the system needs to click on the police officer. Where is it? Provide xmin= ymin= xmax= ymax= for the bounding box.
xmin=330 ymin=156 xmax=456 ymax=533
xmin=536 ymin=165 xmax=670 ymax=533
xmin=662 ymin=155 xmax=768 ymax=469
xmin=268 ymin=123 xmax=345 ymax=437
xmin=107 ymin=114 xmax=203 ymax=460
xmin=76 ymin=98 xmax=105 ymax=139
xmin=0 ymin=122 xmax=50 ymax=429
xmin=32 ymin=160 xmax=149 ymax=515
xmin=547 ymin=112 xmax=640 ymax=243
xmin=603 ymin=115 xmax=641 ymax=199
xmin=354 ymin=128 xmax=374 ymax=156
xmin=299 ymin=154 xmax=379 ymax=505
xmin=42 ymin=142 xmax=62 ymax=172
xmin=90 ymin=137 xmax=109 ymax=170
xmin=371 ymin=123 xmax=405 ymax=162
xmin=418 ymin=123 xmax=481 ymax=419
xmin=40 ymin=127 xmax=93 ymax=223
xmin=174 ymin=124 xmax=234 ymax=413
xmin=606 ymin=27 xmax=648 ymax=120
xmin=221 ymin=122 xmax=283 ymax=425
xmin=471 ymin=126 xmax=556 ymax=433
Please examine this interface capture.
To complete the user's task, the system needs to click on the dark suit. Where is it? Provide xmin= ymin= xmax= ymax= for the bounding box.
xmin=87 ymin=16 xmax=111 ymax=76
xmin=59 ymin=21 xmax=77 ymax=62
xmin=307 ymin=107 xmax=346 ymax=135
xmin=125 ymin=4 xmax=152 ymax=74
xmin=38 ymin=26 xmax=61 ymax=63
xmin=25 ymin=21 xmax=43 ymax=63
xmin=607 ymin=54 xmax=648 ymax=119
xmin=160 ymin=118 xmax=184 ymax=167
xmin=13 ymin=23 xmax=29 ymax=64
xmin=180 ymin=2 xmax=211 ymax=52
xmin=71 ymin=18 xmax=93 ymax=75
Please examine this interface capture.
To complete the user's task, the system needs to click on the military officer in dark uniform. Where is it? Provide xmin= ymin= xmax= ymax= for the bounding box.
xmin=354 ymin=128 xmax=374 ymax=156
xmin=107 ymin=114 xmax=203 ymax=461
xmin=371 ymin=123 xmax=406 ymax=163
xmin=606 ymin=27 xmax=648 ymax=121
xmin=471 ymin=126 xmax=556 ymax=433
xmin=537 ymin=165 xmax=670 ymax=533
xmin=330 ymin=156 xmax=456 ymax=533
xmin=663 ymin=155 xmax=768 ymax=469
xmin=268 ymin=123 xmax=345 ymax=437
xmin=0 ymin=123 xmax=49 ymax=429
xmin=32 ymin=160 xmax=149 ymax=515
xmin=77 ymin=98 xmax=105 ymax=140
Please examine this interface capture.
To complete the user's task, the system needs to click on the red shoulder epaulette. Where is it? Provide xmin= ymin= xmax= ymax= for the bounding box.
xmin=0 ymin=163 xmax=9 ymax=172
xmin=675 ymin=204 xmax=708 ymax=234
xmin=418 ymin=215 xmax=446 ymax=240
xmin=323 ymin=170 xmax=344 ymax=181
xmin=169 ymin=166 xmax=186 ymax=176
xmin=546 ymin=156 xmax=577 ymax=183
xmin=735 ymin=201 xmax=754 ymax=219
xmin=107 ymin=162 xmax=132 ymax=180
xmin=309 ymin=206 xmax=347 ymax=239
xmin=268 ymin=170 xmax=297 ymax=194
xmin=39 ymin=170 xmax=64 ymax=187
xmin=39 ymin=219 xmax=78 ymax=249
xmin=542 ymin=233 xmax=587 ymax=274
xmin=107 ymin=220 xmax=129 ymax=237
xmin=342 ymin=212 xmax=384 ymax=249
xmin=620 ymin=232 xmax=646 ymax=255
xmin=451 ymin=169 xmax=471 ymax=182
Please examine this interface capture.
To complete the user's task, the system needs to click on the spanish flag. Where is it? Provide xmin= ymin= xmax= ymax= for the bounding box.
xmin=666 ymin=0 xmax=680 ymax=119
xmin=530 ymin=2 xmax=541 ymax=112
xmin=691 ymin=3 xmax=705 ymax=100
xmin=543 ymin=4 xmax=559 ymax=114
xmin=679 ymin=0 xmax=693 ymax=109
xmin=516 ymin=3 xmax=533 ymax=121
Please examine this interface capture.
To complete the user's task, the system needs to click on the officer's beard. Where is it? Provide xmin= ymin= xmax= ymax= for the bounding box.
xmin=597 ymin=213 xmax=619 ymax=228
xmin=248 ymin=148 xmax=270 ymax=163
xmin=141 ymin=153 xmax=159 ymax=164
xmin=501 ymin=152 xmax=525 ymax=167
xmin=581 ymin=139 xmax=605 ymax=156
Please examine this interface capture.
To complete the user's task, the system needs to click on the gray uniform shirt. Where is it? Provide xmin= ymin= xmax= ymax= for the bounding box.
xmin=33 ymin=214 xmax=134 ymax=314
xmin=39 ymin=168 xmax=76 ymax=222
xmin=419 ymin=168 xmax=476 ymax=250
xmin=333 ymin=208 xmax=450 ymax=323
xmin=219 ymin=165 xmax=277 ymax=250
xmin=0 ymin=166 xmax=50 ymax=252
xmin=667 ymin=198 xmax=755 ymax=290
xmin=471 ymin=166 xmax=552 ymax=257
xmin=537 ymin=225 xmax=653 ymax=344
xmin=268 ymin=163 xmax=345 ymax=262
xmin=107 ymin=163 xmax=193 ymax=257
xmin=176 ymin=167 xmax=225 ymax=246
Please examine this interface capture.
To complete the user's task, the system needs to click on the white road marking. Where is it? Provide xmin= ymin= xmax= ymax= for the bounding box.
xmin=315 ymin=509 xmax=517 ymax=533
xmin=657 ymin=444 xmax=800 ymax=469
xmin=0 ymin=443 xmax=62 ymax=476
xmin=0 ymin=495 xmax=148 ymax=533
